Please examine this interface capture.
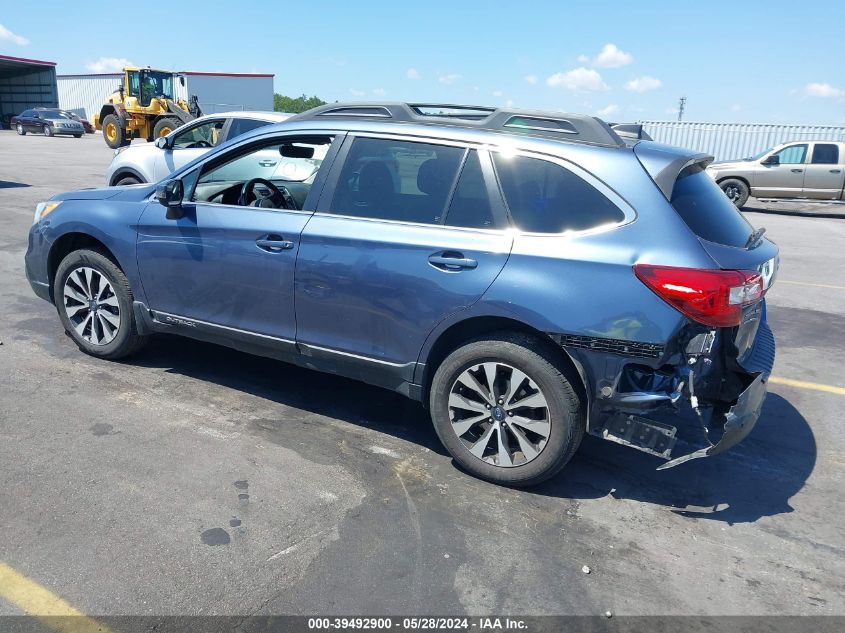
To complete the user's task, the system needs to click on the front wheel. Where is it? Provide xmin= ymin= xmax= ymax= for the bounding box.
xmin=720 ymin=178 xmax=750 ymax=208
xmin=43 ymin=125 xmax=53 ymax=137
xmin=74 ymin=133 xmax=83 ymax=138
xmin=54 ymin=249 xmax=148 ymax=359
xmin=102 ymin=114 xmax=125 ymax=149
xmin=16 ymin=123 xmax=26 ymax=135
xmin=429 ymin=333 xmax=584 ymax=486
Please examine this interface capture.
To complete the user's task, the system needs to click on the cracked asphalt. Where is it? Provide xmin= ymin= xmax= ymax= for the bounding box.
xmin=0 ymin=131 xmax=843 ymax=617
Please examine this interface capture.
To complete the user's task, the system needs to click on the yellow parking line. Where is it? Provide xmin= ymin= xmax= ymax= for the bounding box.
xmin=0 ymin=562 xmax=112 ymax=633
xmin=777 ymin=280 xmax=845 ymax=290
xmin=769 ymin=376 xmax=845 ymax=396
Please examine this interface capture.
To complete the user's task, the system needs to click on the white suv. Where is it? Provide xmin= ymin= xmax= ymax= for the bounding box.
xmin=105 ymin=111 xmax=291 ymax=186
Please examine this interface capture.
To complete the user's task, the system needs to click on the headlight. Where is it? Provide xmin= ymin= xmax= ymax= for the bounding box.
xmin=33 ymin=201 xmax=61 ymax=224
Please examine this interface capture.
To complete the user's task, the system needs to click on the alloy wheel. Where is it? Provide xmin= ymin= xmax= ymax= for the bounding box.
xmin=448 ymin=361 xmax=551 ymax=467
xmin=63 ymin=266 xmax=121 ymax=345
xmin=724 ymin=185 xmax=740 ymax=202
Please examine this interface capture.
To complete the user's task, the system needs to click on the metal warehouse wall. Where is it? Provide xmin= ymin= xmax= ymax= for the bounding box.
xmin=184 ymin=74 xmax=273 ymax=114
xmin=57 ymin=74 xmax=122 ymax=121
xmin=640 ymin=121 xmax=845 ymax=161
xmin=0 ymin=64 xmax=57 ymax=125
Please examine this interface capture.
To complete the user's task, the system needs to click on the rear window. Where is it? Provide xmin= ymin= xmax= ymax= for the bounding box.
xmin=670 ymin=165 xmax=754 ymax=248
xmin=492 ymin=153 xmax=625 ymax=233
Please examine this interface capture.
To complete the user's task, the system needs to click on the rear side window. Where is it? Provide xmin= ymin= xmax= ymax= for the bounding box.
xmin=670 ymin=165 xmax=753 ymax=248
xmin=812 ymin=144 xmax=839 ymax=165
xmin=492 ymin=153 xmax=625 ymax=233
xmin=444 ymin=151 xmax=500 ymax=229
xmin=330 ymin=137 xmax=464 ymax=224
xmin=228 ymin=117 xmax=272 ymax=139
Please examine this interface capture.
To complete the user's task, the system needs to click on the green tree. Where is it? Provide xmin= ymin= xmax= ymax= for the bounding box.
xmin=273 ymin=93 xmax=327 ymax=114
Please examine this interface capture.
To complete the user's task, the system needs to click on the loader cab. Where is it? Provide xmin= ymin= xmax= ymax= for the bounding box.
xmin=126 ymin=69 xmax=176 ymax=107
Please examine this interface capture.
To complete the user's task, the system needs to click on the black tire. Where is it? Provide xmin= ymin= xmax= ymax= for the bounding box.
xmin=16 ymin=123 xmax=26 ymax=135
xmin=153 ymin=117 xmax=180 ymax=140
xmin=74 ymin=133 xmax=83 ymax=138
xmin=53 ymin=248 xmax=148 ymax=360
xmin=43 ymin=125 xmax=53 ymax=137
xmin=429 ymin=332 xmax=584 ymax=487
xmin=720 ymin=178 xmax=749 ymax=208
xmin=115 ymin=175 xmax=143 ymax=186
xmin=102 ymin=113 xmax=125 ymax=149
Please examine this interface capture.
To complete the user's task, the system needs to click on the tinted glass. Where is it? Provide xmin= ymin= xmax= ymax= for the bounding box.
xmin=774 ymin=144 xmax=807 ymax=164
xmin=492 ymin=154 xmax=624 ymax=233
xmin=173 ymin=120 xmax=225 ymax=148
xmin=671 ymin=165 xmax=754 ymax=248
xmin=330 ymin=137 xmax=464 ymax=224
xmin=811 ymin=144 xmax=839 ymax=165
xmin=445 ymin=151 xmax=499 ymax=229
xmin=228 ymin=117 xmax=271 ymax=139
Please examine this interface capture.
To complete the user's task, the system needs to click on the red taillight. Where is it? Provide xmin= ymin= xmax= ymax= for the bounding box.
xmin=633 ymin=264 xmax=764 ymax=328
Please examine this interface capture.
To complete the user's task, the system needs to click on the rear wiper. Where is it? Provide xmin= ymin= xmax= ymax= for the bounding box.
xmin=746 ymin=226 xmax=766 ymax=248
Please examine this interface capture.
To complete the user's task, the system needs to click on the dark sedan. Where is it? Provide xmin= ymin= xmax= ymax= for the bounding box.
xmin=11 ymin=109 xmax=84 ymax=138
xmin=61 ymin=110 xmax=95 ymax=134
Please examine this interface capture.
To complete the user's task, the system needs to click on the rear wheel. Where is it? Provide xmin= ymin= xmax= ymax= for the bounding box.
xmin=429 ymin=332 xmax=584 ymax=486
xmin=16 ymin=123 xmax=25 ymax=135
xmin=153 ymin=117 xmax=180 ymax=140
xmin=720 ymin=178 xmax=749 ymax=208
xmin=54 ymin=249 xmax=148 ymax=359
xmin=102 ymin=114 xmax=125 ymax=149
xmin=43 ymin=125 xmax=53 ymax=137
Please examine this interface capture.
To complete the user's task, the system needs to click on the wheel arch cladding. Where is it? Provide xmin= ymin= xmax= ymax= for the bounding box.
xmin=419 ymin=316 xmax=587 ymax=409
xmin=48 ymin=233 xmax=121 ymax=301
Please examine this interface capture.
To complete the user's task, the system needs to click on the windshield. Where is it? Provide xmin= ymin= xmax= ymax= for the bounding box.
xmin=670 ymin=164 xmax=754 ymax=248
xmin=40 ymin=111 xmax=70 ymax=120
xmin=745 ymin=147 xmax=772 ymax=161
xmin=141 ymin=71 xmax=175 ymax=99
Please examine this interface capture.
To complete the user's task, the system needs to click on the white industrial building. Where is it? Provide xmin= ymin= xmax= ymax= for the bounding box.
xmin=57 ymin=70 xmax=274 ymax=121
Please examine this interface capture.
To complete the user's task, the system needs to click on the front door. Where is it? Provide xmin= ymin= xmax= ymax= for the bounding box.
xmin=136 ymin=133 xmax=339 ymax=343
xmin=753 ymin=143 xmax=807 ymax=198
xmin=803 ymin=143 xmax=844 ymax=199
xmin=295 ymin=136 xmax=513 ymax=386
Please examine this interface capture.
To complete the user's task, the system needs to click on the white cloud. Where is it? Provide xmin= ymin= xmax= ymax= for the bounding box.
xmin=731 ymin=104 xmax=742 ymax=112
xmin=0 ymin=23 xmax=29 ymax=45
xmin=625 ymin=75 xmax=662 ymax=93
xmin=492 ymin=90 xmax=504 ymax=97
xmin=804 ymin=82 xmax=845 ymax=98
xmin=505 ymin=99 xmax=514 ymax=108
xmin=546 ymin=67 xmax=609 ymax=92
xmin=349 ymin=88 xmax=366 ymax=97
xmin=372 ymin=88 xmax=386 ymax=96
xmin=524 ymin=74 xmax=538 ymax=85
xmin=86 ymin=57 xmax=133 ymax=73
xmin=580 ymin=44 xmax=633 ymax=68
xmin=406 ymin=68 xmax=420 ymax=80
xmin=438 ymin=73 xmax=462 ymax=85
xmin=596 ymin=104 xmax=619 ymax=118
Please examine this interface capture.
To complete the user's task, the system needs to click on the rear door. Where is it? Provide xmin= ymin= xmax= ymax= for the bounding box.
xmin=294 ymin=135 xmax=512 ymax=384
xmin=152 ymin=117 xmax=226 ymax=181
xmin=753 ymin=143 xmax=807 ymax=197
xmin=802 ymin=143 xmax=844 ymax=199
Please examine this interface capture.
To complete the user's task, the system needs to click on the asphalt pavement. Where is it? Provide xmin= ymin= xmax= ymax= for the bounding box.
xmin=1 ymin=131 xmax=843 ymax=618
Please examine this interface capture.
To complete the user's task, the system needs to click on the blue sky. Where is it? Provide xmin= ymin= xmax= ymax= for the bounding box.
xmin=2 ymin=0 xmax=844 ymax=125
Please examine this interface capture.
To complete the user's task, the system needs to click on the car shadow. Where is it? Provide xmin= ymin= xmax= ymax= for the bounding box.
xmin=0 ymin=180 xmax=31 ymax=189
xmin=129 ymin=336 xmax=815 ymax=524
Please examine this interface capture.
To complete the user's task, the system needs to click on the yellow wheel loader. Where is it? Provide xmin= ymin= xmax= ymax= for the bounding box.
xmin=94 ymin=67 xmax=202 ymax=149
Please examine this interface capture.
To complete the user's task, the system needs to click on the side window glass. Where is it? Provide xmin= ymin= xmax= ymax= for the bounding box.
xmin=811 ymin=144 xmax=839 ymax=165
xmin=172 ymin=120 xmax=225 ymax=149
xmin=127 ymin=72 xmax=140 ymax=97
xmin=774 ymin=144 xmax=807 ymax=165
xmin=330 ymin=137 xmax=464 ymax=224
xmin=228 ymin=118 xmax=271 ymax=140
xmin=492 ymin=153 xmax=625 ymax=233
xmin=444 ymin=151 xmax=499 ymax=229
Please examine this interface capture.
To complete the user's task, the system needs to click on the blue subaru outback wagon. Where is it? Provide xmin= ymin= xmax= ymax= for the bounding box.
xmin=25 ymin=103 xmax=778 ymax=486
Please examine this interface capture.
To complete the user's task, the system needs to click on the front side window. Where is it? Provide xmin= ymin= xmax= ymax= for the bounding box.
xmin=492 ymin=153 xmax=625 ymax=233
xmin=330 ymin=137 xmax=464 ymax=224
xmin=773 ymin=144 xmax=807 ymax=165
xmin=172 ymin=120 xmax=225 ymax=149
xmin=127 ymin=72 xmax=140 ymax=97
xmin=811 ymin=143 xmax=839 ymax=165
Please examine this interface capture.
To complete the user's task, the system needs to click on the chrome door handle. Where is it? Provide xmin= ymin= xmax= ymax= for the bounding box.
xmin=258 ymin=160 xmax=277 ymax=167
xmin=428 ymin=252 xmax=478 ymax=271
xmin=790 ymin=168 xmax=803 ymax=173
xmin=830 ymin=169 xmax=842 ymax=173
xmin=256 ymin=235 xmax=294 ymax=252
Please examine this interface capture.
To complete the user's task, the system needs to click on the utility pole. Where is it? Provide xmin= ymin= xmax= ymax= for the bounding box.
xmin=678 ymin=96 xmax=686 ymax=122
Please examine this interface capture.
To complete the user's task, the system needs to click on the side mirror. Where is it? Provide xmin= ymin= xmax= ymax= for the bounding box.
xmin=156 ymin=179 xmax=185 ymax=218
xmin=762 ymin=154 xmax=779 ymax=166
xmin=155 ymin=136 xmax=170 ymax=149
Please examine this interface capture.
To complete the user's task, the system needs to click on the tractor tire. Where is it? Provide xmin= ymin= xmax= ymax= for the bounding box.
xmin=153 ymin=117 xmax=181 ymax=140
xmin=102 ymin=114 xmax=125 ymax=149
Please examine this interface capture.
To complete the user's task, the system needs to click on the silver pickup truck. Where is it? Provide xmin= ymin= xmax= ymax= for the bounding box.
xmin=706 ymin=140 xmax=845 ymax=207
